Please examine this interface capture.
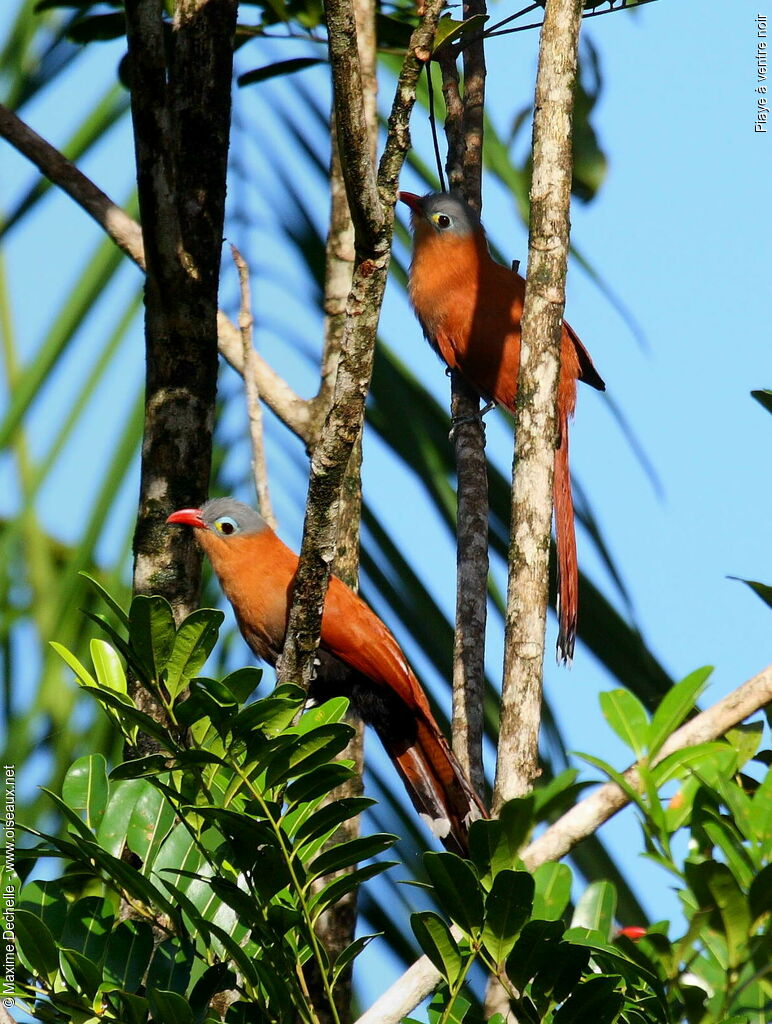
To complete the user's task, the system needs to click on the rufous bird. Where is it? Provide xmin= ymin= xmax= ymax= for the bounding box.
xmin=399 ymin=190 xmax=605 ymax=663
xmin=167 ymin=498 xmax=487 ymax=854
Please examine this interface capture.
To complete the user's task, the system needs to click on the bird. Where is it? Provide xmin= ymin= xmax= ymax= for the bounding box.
xmin=399 ymin=190 xmax=605 ymax=663
xmin=167 ymin=497 xmax=487 ymax=855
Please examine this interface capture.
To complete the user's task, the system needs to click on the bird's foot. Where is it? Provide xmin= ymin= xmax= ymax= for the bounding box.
xmin=449 ymin=400 xmax=495 ymax=440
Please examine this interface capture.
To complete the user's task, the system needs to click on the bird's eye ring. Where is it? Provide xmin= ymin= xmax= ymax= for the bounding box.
xmin=435 ymin=213 xmax=451 ymax=229
xmin=215 ymin=516 xmax=238 ymax=535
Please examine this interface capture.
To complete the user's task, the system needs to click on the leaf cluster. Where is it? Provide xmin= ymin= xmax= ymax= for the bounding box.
xmin=11 ymin=582 xmax=396 ymax=1023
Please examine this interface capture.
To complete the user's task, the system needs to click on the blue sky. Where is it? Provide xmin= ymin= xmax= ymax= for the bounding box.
xmin=2 ymin=0 xmax=770 ymax=1015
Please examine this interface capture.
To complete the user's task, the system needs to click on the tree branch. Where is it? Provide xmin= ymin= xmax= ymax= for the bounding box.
xmin=230 ymin=245 xmax=277 ymax=530
xmin=435 ymin=43 xmax=489 ymax=797
xmin=354 ymin=664 xmax=772 ymax=1024
xmin=494 ymin=0 xmax=584 ymax=807
xmin=122 ymin=0 xmax=236 ymax=735
xmin=277 ymin=0 xmax=446 ymax=687
xmin=324 ymin=0 xmax=383 ymax=248
xmin=0 ymin=102 xmax=313 ymax=443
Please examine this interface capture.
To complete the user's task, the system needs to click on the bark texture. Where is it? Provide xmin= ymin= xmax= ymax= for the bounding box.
xmin=436 ymin=18 xmax=489 ymax=798
xmin=124 ymin=0 xmax=237 ymax=621
xmin=277 ymin=0 xmax=446 ymax=688
xmin=494 ymin=0 xmax=584 ymax=808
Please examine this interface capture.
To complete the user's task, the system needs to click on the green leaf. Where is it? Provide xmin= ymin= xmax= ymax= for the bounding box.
xmin=129 ymin=594 xmax=176 ymax=681
xmin=238 ymin=57 xmax=326 ymax=88
xmin=599 ymin=689 xmax=649 ymax=757
xmin=285 ymin=763 xmax=355 ymax=807
xmin=729 ymin=575 xmax=772 ymax=610
xmin=307 ymin=833 xmax=396 ymax=879
xmin=96 ymin=778 xmax=147 ymax=856
xmin=165 ymin=608 xmax=224 ymax=700
xmin=652 ymin=741 xmax=731 ymax=787
xmin=751 ymin=388 xmax=772 ymax=414
xmin=506 ymin=919 xmax=564 ymax=992
xmin=220 ymin=666 xmax=263 ymax=702
xmin=265 ymin=722 xmax=355 ymax=787
xmin=331 ymin=933 xmax=380 ymax=986
xmin=60 ymin=945 xmax=103 ymax=998
xmin=647 ymin=667 xmax=712 ymax=758
xmin=431 ymin=13 xmax=487 ymax=56
xmin=232 ymin=684 xmax=305 ymax=737
xmin=90 ymin=638 xmax=128 ymax=694
xmin=80 ymin=570 xmax=131 ymax=627
xmin=532 ymin=862 xmax=572 ymax=922
xmin=50 ymin=640 xmax=97 ymax=688
xmin=532 ymin=768 xmax=582 ymax=820
xmin=80 ymin=684 xmax=178 ymax=751
xmin=423 ymin=852 xmax=485 ymax=934
xmin=292 ymin=796 xmax=375 ymax=845
xmin=103 ymin=919 xmax=154 ymax=990
xmin=552 ymin=974 xmax=624 ymax=1023
xmin=571 ymin=881 xmax=617 ymax=939
xmin=62 ymin=753 xmax=109 ymax=831
xmin=61 ymin=896 xmax=115 ymax=959
xmin=468 ymin=796 xmax=534 ymax=880
xmin=147 ymin=937 xmax=192 ymax=995
xmin=66 ymin=12 xmax=127 ymax=43
xmin=19 ymin=879 xmax=69 ymax=936
xmin=685 ymin=861 xmax=751 ymax=969
xmin=13 ymin=908 xmax=59 ymax=982
xmin=127 ymin=783 xmax=176 ymax=865
xmin=147 ymin=988 xmax=194 ymax=1024
xmin=749 ymin=863 xmax=772 ymax=921
xmin=309 ymin=861 xmax=398 ymax=921
xmin=411 ymin=911 xmax=463 ymax=983
xmin=481 ymin=870 xmax=534 ymax=962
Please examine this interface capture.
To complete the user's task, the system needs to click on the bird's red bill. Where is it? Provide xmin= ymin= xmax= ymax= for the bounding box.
xmin=398 ymin=191 xmax=421 ymax=212
xmin=166 ymin=508 xmax=206 ymax=529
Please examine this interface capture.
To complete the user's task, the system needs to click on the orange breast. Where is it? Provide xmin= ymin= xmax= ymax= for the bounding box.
xmin=409 ymin=229 xmax=582 ymax=417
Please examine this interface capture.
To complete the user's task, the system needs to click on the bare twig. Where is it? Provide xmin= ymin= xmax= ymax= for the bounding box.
xmin=354 ymin=665 xmax=772 ymax=1024
xmin=0 ymin=102 xmax=312 ymax=443
xmin=494 ymin=0 xmax=584 ymax=808
xmin=230 ymin=244 xmax=276 ymax=530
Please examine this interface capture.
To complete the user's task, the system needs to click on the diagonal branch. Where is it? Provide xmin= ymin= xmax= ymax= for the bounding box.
xmin=0 ymin=101 xmax=312 ymax=442
xmin=354 ymin=663 xmax=772 ymax=1024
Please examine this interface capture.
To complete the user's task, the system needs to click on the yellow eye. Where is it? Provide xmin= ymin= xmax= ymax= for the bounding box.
xmin=214 ymin=516 xmax=238 ymax=535
xmin=432 ymin=213 xmax=451 ymax=229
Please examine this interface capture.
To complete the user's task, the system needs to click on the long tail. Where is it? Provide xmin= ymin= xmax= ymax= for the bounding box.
xmin=553 ymin=408 xmax=578 ymax=664
xmin=377 ymin=716 xmax=488 ymax=856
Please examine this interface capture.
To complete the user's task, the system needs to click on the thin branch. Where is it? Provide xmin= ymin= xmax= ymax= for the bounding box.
xmin=494 ymin=0 xmax=584 ymax=808
xmin=484 ymin=0 xmax=661 ymax=38
xmin=435 ymin=43 xmax=489 ymax=795
xmin=308 ymin=0 xmax=376 ymax=1016
xmin=0 ymin=102 xmax=312 ymax=442
xmin=230 ymin=244 xmax=277 ymax=530
xmin=277 ymin=0 xmax=447 ymax=687
xmin=354 ymin=664 xmax=772 ymax=1024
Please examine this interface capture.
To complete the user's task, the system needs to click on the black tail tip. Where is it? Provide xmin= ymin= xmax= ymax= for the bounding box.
xmin=557 ymin=629 xmax=575 ymax=666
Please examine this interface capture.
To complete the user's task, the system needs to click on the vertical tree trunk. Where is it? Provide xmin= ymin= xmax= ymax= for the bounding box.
xmin=494 ymin=0 xmax=584 ymax=806
xmin=125 ymin=0 xmax=237 ymax=620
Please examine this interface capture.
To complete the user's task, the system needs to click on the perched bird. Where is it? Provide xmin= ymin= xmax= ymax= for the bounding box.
xmin=167 ymin=497 xmax=487 ymax=854
xmin=399 ymin=190 xmax=605 ymax=662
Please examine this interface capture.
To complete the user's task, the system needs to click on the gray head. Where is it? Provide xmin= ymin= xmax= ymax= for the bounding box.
xmin=398 ymin=190 xmax=482 ymax=239
xmin=166 ymin=497 xmax=268 ymax=538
